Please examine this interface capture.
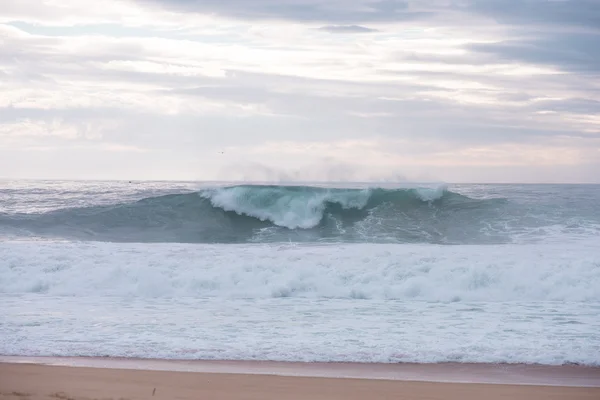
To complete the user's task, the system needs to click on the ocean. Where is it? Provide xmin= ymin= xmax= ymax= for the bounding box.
xmin=1 ymin=180 xmax=599 ymax=365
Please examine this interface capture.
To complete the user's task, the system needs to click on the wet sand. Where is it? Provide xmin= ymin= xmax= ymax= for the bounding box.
xmin=1 ymin=358 xmax=599 ymax=400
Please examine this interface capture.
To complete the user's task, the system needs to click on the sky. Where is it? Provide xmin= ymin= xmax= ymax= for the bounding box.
xmin=0 ymin=0 xmax=599 ymax=183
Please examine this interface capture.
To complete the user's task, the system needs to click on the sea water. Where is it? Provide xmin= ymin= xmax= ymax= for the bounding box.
xmin=1 ymin=180 xmax=599 ymax=365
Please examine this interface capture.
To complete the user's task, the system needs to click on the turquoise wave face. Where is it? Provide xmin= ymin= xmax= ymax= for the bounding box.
xmin=0 ymin=184 xmax=520 ymax=244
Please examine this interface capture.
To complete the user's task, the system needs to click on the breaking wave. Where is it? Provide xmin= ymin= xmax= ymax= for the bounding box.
xmin=199 ymin=185 xmax=451 ymax=229
xmin=0 ymin=184 xmax=513 ymax=244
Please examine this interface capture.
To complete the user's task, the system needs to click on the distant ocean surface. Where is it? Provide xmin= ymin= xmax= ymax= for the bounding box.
xmin=1 ymin=180 xmax=599 ymax=365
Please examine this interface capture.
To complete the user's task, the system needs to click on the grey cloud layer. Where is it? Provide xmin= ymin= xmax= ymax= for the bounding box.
xmin=469 ymin=0 xmax=600 ymax=29
xmin=139 ymin=0 xmax=599 ymax=28
xmin=471 ymin=32 xmax=600 ymax=74
xmin=137 ymin=0 xmax=429 ymax=23
xmin=137 ymin=0 xmax=600 ymax=75
xmin=1 ymin=0 xmax=599 ymax=181
xmin=318 ymin=25 xmax=378 ymax=33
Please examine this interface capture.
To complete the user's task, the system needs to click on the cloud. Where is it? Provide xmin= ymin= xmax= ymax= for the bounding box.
xmin=318 ymin=25 xmax=378 ymax=33
xmin=224 ymin=136 xmax=600 ymax=167
xmin=0 ymin=0 xmax=152 ymax=25
xmin=0 ymin=1 xmax=599 ymax=182
xmin=12 ymin=143 xmax=149 ymax=153
xmin=135 ymin=0 xmax=430 ymax=24
xmin=470 ymin=32 xmax=600 ymax=74
xmin=0 ymin=118 xmax=112 ymax=143
xmin=468 ymin=0 xmax=600 ymax=30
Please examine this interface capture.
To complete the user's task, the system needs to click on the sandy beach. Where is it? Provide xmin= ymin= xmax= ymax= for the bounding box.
xmin=1 ymin=359 xmax=600 ymax=400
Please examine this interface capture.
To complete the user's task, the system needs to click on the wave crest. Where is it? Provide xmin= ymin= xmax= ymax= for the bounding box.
xmin=200 ymin=185 xmax=448 ymax=229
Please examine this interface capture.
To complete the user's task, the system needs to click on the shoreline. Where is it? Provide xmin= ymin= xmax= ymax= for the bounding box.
xmin=2 ymin=356 xmax=599 ymax=387
xmin=2 ymin=360 xmax=600 ymax=400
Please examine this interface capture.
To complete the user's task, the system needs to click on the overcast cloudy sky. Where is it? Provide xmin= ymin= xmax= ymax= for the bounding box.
xmin=1 ymin=0 xmax=599 ymax=182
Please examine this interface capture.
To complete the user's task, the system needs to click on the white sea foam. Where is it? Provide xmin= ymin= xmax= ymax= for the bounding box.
xmin=1 ymin=241 xmax=599 ymax=301
xmin=201 ymin=186 xmax=375 ymax=229
xmin=2 ymin=241 xmax=600 ymax=365
xmin=414 ymin=185 xmax=448 ymax=202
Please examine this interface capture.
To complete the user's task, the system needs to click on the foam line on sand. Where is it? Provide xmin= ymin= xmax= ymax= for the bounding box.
xmin=1 ymin=356 xmax=599 ymax=387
